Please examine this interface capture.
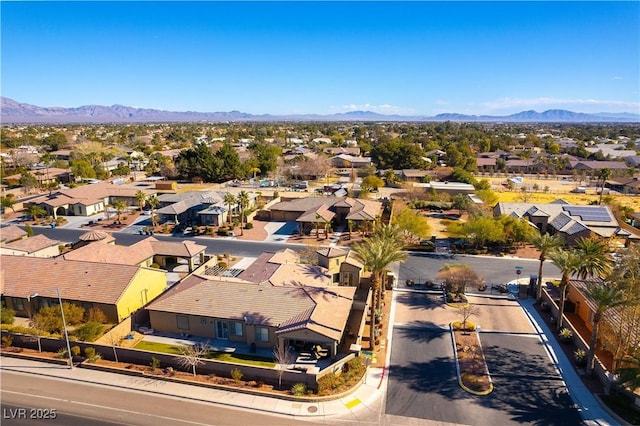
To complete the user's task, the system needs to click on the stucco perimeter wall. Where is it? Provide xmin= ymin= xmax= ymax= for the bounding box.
xmin=4 ymin=333 xmax=319 ymax=390
xmin=541 ymin=290 xmax=613 ymax=393
xmin=95 ymin=316 xmax=133 ymax=346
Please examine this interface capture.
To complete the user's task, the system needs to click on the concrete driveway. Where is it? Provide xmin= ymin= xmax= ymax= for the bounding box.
xmin=263 ymin=221 xmax=297 ymax=242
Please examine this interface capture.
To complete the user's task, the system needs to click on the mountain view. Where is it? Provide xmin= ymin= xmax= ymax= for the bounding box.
xmin=2 ymin=97 xmax=638 ymax=124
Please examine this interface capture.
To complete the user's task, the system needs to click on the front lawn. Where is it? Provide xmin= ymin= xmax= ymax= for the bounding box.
xmin=133 ymin=341 xmax=275 ymax=367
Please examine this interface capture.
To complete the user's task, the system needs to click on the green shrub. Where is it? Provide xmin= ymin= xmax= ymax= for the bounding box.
xmin=291 ymin=383 xmax=307 ymax=396
xmin=150 ymin=263 xmax=160 ymax=268
xmin=446 ymin=292 xmax=455 ymax=303
xmin=55 ymin=348 xmax=68 ymax=358
xmin=559 ymin=328 xmax=573 ymax=340
xmin=244 ymin=222 xmax=254 ymax=230
xmin=71 ymin=346 xmax=81 ymax=357
xmin=84 ymin=347 xmax=96 ymax=358
xmin=150 ymin=356 xmax=161 ymax=370
xmin=217 ymin=227 xmax=230 ymax=236
xmin=0 ymin=324 xmax=52 ymax=337
xmin=231 ymin=368 xmax=243 ymax=383
xmin=1 ymin=308 xmax=15 ymax=325
xmin=73 ymin=322 xmax=104 ymax=342
xmin=317 ymin=373 xmax=340 ymax=393
xmin=85 ymin=307 xmax=107 ymax=324
xmin=217 ymin=262 xmax=228 ymax=268
xmin=1 ymin=335 xmax=13 ymax=348
xmin=347 ymin=356 xmax=363 ymax=371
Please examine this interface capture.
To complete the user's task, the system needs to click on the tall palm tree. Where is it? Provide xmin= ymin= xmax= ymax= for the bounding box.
xmin=530 ymin=233 xmax=563 ymax=301
xmin=582 ymin=281 xmax=630 ymax=375
xmin=223 ymin=192 xmax=236 ymax=225
xmin=597 ymin=168 xmax=611 ymax=205
xmin=112 ymin=200 xmax=127 ymax=223
xmin=353 ymin=226 xmax=406 ymax=350
xmin=146 ymin=195 xmax=160 ymax=227
xmin=548 ymin=248 xmax=582 ymax=329
xmin=574 ymin=237 xmax=613 ymax=280
xmin=135 ymin=190 xmax=147 ymax=212
xmin=237 ymin=191 xmax=250 ymax=236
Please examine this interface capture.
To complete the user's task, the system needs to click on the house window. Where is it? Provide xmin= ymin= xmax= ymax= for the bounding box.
xmin=333 ymin=273 xmax=340 ymax=283
xmin=231 ymin=322 xmax=243 ymax=337
xmin=13 ymin=298 xmax=24 ymax=311
xmin=176 ymin=315 xmax=190 ymax=330
xmin=255 ymin=326 xmax=269 ymax=342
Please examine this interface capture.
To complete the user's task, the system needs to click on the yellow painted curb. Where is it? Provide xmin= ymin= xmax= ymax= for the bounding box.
xmin=344 ymin=398 xmax=361 ymax=409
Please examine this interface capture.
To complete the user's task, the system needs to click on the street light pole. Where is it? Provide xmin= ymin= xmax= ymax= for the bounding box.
xmin=56 ymin=288 xmax=73 ymax=370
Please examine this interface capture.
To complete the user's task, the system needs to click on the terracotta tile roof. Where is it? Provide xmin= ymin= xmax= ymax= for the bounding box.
xmin=147 ymin=277 xmax=355 ymax=340
xmin=63 ymin=241 xmax=150 ymax=265
xmin=64 ymin=236 xmax=205 ymax=264
xmin=0 ymin=225 xmax=28 ymax=243
xmin=269 ymin=196 xmax=381 ymax=222
xmin=316 ymin=247 xmax=348 ymax=258
xmin=1 ymin=234 xmax=60 ymax=254
xmin=0 ymin=255 xmax=142 ymax=304
xmin=238 ymin=249 xmax=329 ymax=287
xmin=268 ymin=264 xmax=330 ymax=287
xmin=277 ymin=286 xmax=356 ymax=341
xmin=237 ymin=252 xmax=281 ymax=283
xmin=296 ymin=204 xmax=335 ymax=223
xmin=268 ymin=248 xmax=300 ymax=264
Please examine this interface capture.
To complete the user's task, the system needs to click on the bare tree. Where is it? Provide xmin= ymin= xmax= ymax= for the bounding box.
xmin=179 ymin=342 xmax=210 ymax=376
xmin=273 ymin=345 xmax=296 ymax=389
xmin=102 ymin=330 xmax=123 ymax=363
xmin=460 ymin=304 xmax=480 ymax=333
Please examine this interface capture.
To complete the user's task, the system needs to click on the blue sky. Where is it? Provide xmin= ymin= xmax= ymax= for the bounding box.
xmin=2 ymin=1 xmax=639 ymax=115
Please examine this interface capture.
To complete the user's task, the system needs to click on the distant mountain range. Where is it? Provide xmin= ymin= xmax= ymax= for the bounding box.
xmin=1 ymin=97 xmax=638 ymax=124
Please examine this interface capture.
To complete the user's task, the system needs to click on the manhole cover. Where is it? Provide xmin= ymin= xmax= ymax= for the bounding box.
xmin=307 ymin=406 xmax=318 ymax=413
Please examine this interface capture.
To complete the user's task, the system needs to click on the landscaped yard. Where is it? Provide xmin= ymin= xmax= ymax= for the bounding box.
xmin=133 ymin=341 xmax=275 ymax=367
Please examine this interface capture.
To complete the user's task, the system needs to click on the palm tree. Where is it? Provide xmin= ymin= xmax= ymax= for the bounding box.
xmin=530 ymin=233 xmax=563 ymax=301
xmin=146 ymin=195 xmax=160 ymax=227
xmin=237 ymin=191 xmax=250 ymax=236
xmin=548 ymin=248 xmax=581 ymax=329
xmin=597 ymin=168 xmax=611 ymax=205
xmin=574 ymin=237 xmax=613 ymax=280
xmin=223 ymin=193 xmax=236 ymax=225
xmin=135 ymin=190 xmax=147 ymax=212
xmin=112 ymin=200 xmax=127 ymax=223
xmin=353 ymin=226 xmax=406 ymax=350
xmin=582 ymin=281 xmax=630 ymax=375
xmin=28 ymin=204 xmax=46 ymax=221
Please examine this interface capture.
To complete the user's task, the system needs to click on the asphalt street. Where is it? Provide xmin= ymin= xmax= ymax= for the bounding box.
xmin=0 ymin=370 xmax=318 ymax=426
xmin=398 ymin=252 xmax=561 ymax=289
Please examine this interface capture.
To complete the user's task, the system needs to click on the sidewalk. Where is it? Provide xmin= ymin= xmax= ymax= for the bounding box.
xmin=0 ymin=355 xmax=385 ymax=420
xmin=518 ymin=297 xmax=619 ymax=426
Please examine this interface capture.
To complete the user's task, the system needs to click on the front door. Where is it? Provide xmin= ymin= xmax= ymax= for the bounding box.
xmin=215 ymin=320 xmax=228 ymax=339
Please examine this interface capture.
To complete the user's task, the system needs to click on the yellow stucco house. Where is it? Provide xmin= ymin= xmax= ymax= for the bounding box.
xmin=0 ymin=255 xmax=167 ymax=323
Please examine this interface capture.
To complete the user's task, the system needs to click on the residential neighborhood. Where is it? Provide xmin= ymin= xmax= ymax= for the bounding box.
xmin=2 ymin=120 xmax=640 ymax=425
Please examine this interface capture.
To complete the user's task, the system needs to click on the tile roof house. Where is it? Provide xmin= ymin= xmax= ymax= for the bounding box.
xmin=316 ymin=247 xmax=364 ymax=287
xmin=330 ymin=154 xmax=372 ymax=169
xmin=237 ymin=249 xmax=331 ymax=287
xmin=64 ymin=236 xmax=207 ymax=272
xmin=1 ymin=255 xmax=167 ymax=323
xmin=30 ymin=181 xmax=156 ymax=219
xmin=268 ymin=196 xmax=382 ymax=235
xmin=494 ymin=202 xmax=623 ymax=245
xmin=0 ymin=234 xmax=61 ymax=258
xmin=156 ymin=191 xmax=227 ymax=226
xmin=146 ymin=275 xmax=356 ymax=358
xmin=0 ymin=225 xmax=28 ymax=244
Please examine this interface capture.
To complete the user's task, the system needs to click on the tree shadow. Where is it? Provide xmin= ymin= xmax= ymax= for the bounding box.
xmin=395 ymin=292 xmax=444 ymax=311
xmin=478 ymin=338 xmax=583 ymax=425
